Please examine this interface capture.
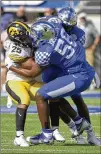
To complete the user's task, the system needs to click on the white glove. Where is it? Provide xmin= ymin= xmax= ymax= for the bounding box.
xmin=94 ymin=72 xmax=101 ymax=88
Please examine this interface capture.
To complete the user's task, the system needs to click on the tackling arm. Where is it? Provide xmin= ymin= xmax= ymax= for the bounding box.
xmin=9 ymin=58 xmax=44 ymax=77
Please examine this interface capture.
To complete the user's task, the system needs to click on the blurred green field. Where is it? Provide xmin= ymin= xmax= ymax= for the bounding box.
xmin=1 ymin=97 xmax=101 ymax=154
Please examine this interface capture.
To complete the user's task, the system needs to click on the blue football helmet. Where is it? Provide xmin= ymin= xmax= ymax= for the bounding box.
xmin=30 ymin=21 xmax=57 ymax=46
xmin=58 ymin=7 xmax=77 ymax=27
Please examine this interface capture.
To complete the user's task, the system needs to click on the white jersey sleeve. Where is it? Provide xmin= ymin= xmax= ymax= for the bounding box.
xmin=4 ymin=39 xmax=33 ymax=62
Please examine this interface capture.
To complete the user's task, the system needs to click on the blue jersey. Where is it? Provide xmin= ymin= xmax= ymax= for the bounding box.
xmin=34 ymin=19 xmax=95 ymax=100
xmin=68 ymin=26 xmax=85 ymax=46
xmin=35 ymin=24 xmax=94 ymax=75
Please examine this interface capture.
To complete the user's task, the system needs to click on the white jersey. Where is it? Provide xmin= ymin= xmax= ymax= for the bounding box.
xmin=4 ymin=39 xmax=33 ymax=62
xmin=4 ymin=39 xmax=34 ymax=82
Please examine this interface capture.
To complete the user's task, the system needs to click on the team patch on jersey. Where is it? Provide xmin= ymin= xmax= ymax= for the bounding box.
xmin=9 ymin=54 xmax=25 ymax=62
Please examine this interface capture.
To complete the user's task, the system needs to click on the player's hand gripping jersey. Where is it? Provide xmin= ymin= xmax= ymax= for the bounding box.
xmin=4 ymin=39 xmax=34 ymax=81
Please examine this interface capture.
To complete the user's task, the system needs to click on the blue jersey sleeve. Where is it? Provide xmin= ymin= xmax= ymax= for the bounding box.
xmin=70 ymin=26 xmax=85 ymax=46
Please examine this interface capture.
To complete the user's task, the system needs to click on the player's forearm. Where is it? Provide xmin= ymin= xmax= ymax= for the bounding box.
xmin=9 ymin=66 xmax=34 ymax=77
xmin=8 ymin=57 xmax=43 ymax=77
xmin=9 ymin=65 xmax=42 ymax=77
xmin=9 ymin=66 xmax=29 ymax=77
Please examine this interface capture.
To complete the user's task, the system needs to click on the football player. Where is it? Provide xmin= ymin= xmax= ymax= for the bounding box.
xmin=4 ymin=21 xmax=44 ymax=147
xmin=35 ymin=7 xmax=100 ymax=145
xmin=8 ymin=20 xmax=95 ymax=145
xmin=40 ymin=8 xmax=87 ymax=143
xmin=5 ymin=21 xmax=87 ymax=146
xmin=7 ymin=15 xmax=100 ymax=145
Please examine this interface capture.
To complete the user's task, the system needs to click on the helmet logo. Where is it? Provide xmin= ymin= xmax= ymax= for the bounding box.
xmin=9 ymin=27 xmax=20 ymax=36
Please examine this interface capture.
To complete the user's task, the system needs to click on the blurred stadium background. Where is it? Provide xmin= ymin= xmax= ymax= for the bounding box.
xmin=1 ymin=1 xmax=101 ymax=154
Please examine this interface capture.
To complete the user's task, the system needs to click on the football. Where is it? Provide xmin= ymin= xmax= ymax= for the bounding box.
xmin=9 ymin=54 xmax=26 ymax=63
